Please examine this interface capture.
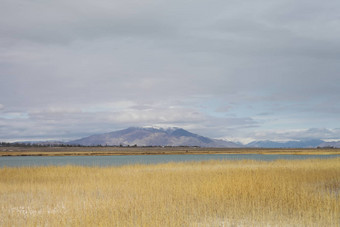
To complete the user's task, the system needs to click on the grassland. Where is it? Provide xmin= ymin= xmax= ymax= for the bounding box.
xmin=1 ymin=146 xmax=340 ymax=156
xmin=0 ymin=158 xmax=339 ymax=226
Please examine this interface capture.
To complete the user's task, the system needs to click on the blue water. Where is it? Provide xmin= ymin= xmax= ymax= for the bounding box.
xmin=0 ymin=154 xmax=339 ymax=167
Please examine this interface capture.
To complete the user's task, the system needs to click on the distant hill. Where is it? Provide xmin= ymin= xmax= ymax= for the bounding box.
xmin=68 ymin=127 xmax=241 ymax=147
xmin=246 ymin=139 xmax=328 ymax=148
xmin=10 ymin=127 xmax=339 ymax=148
xmin=317 ymin=141 xmax=340 ymax=148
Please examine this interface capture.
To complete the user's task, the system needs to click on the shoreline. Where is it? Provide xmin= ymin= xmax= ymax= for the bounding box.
xmin=1 ymin=147 xmax=339 ymax=157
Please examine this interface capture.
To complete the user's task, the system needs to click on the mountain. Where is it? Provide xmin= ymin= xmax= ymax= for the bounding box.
xmin=246 ymin=139 xmax=326 ymax=148
xmin=317 ymin=141 xmax=340 ymax=148
xmin=64 ymin=127 xmax=340 ymax=148
xmin=68 ymin=127 xmax=241 ymax=147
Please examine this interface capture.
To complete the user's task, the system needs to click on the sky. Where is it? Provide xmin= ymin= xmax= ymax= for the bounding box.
xmin=1 ymin=0 xmax=340 ymax=143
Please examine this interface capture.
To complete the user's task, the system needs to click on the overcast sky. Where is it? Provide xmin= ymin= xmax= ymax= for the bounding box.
xmin=1 ymin=0 xmax=340 ymax=143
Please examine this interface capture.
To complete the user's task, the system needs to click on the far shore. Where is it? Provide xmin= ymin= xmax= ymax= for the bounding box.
xmin=1 ymin=146 xmax=339 ymax=157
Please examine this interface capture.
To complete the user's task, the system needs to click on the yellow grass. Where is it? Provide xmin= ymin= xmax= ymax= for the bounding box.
xmin=0 ymin=158 xmax=339 ymax=226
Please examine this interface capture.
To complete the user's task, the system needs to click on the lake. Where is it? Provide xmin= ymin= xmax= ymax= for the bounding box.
xmin=0 ymin=154 xmax=339 ymax=167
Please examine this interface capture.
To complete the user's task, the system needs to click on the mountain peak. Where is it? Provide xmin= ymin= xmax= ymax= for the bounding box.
xmin=68 ymin=127 xmax=240 ymax=147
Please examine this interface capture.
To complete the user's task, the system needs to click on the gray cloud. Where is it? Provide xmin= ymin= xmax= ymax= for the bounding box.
xmin=0 ymin=101 xmax=258 ymax=141
xmin=1 ymin=0 xmax=340 ymax=141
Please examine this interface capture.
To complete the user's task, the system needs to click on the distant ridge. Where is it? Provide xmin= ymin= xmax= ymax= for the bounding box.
xmin=3 ymin=131 xmax=340 ymax=148
xmin=246 ymin=139 xmax=325 ymax=148
xmin=318 ymin=141 xmax=340 ymax=148
xmin=68 ymin=127 xmax=241 ymax=147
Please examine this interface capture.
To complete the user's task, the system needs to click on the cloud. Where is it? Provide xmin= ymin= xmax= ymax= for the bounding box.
xmin=218 ymin=128 xmax=340 ymax=144
xmin=248 ymin=128 xmax=340 ymax=142
xmin=1 ymin=0 xmax=340 ymax=141
xmin=0 ymin=101 xmax=258 ymax=141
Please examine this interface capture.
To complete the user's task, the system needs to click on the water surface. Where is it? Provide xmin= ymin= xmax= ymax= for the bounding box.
xmin=1 ymin=154 xmax=339 ymax=167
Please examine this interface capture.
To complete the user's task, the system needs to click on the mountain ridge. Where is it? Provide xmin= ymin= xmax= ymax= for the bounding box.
xmin=68 ymin=127 xmax=241 ymax=147
xmin=245 ymin=139 xmax=326 ymax=148
xmin=67 ymin=127 xmax=340 ymax=148
xmin=4 ymin=127 xmax=339 ymax=148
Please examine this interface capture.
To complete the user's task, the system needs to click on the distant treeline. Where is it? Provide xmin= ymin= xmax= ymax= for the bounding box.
xmin=0 ymin=142 xmax=79 ymax=147
xmin=0 ymin=142 xmax=199 ymax=148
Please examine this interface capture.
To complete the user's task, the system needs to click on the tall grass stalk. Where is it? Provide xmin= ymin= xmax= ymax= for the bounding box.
xmin=1 ymin=158 xmax=339 ymax=226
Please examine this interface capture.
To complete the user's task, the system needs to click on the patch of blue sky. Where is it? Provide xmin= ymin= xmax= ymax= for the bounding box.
xmin=0 ymin=112 xmax=29 ymax=120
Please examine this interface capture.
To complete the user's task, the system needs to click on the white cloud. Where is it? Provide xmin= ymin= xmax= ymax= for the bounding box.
xmin=243 ymin=128 xmax=340 ymax=142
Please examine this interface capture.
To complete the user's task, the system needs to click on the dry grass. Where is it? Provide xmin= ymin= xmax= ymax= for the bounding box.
xmin=0 ymin=158 xmax=339 ymax=226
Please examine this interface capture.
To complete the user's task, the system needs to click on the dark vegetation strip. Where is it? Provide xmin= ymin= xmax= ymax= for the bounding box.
xmin=0 ymin=146 xmax=339 ymax=156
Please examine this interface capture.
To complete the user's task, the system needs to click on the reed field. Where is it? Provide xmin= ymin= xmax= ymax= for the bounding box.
xmin=0 ymin=158 xmax=339 ymax=226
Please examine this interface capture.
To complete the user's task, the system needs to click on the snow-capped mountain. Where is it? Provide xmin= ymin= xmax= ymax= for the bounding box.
xmin=68 ymin=127 xmax=241 ymax=147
